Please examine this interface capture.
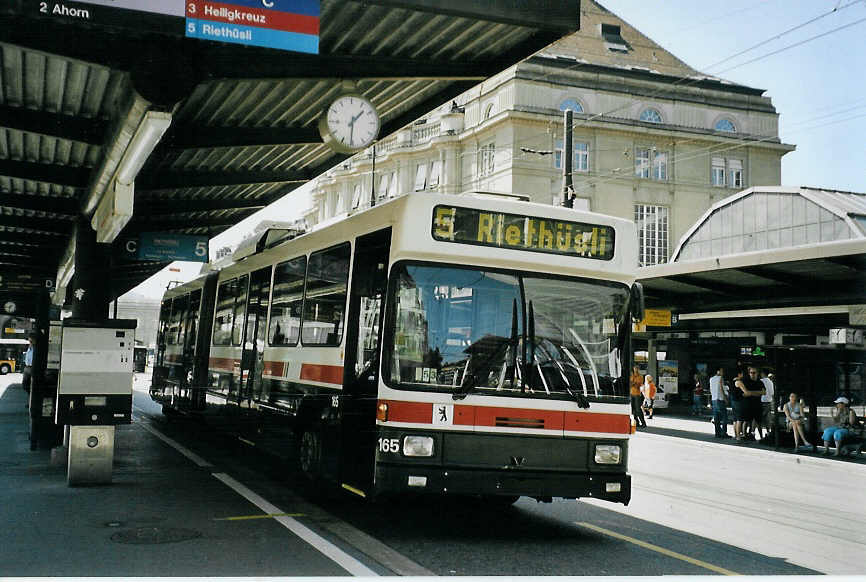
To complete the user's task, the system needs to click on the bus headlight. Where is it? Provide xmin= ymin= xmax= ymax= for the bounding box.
xmin=403 ymin=436 xmax=434 ymax=457
xmin=594 ymin=444 xmax=621 ymax=464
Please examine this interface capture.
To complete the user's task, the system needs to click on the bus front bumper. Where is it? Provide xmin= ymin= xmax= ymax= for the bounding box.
xmin=374 ymin=464 xmax=631 ymax=505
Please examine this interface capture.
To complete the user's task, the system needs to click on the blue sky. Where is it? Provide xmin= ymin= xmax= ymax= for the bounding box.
xmin=124 ymin=1 xmax=866 ymax=299
xmin=602 ymin=0 xmax=866 ymax=193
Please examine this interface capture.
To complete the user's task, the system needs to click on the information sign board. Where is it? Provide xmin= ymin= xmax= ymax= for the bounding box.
xmin=138 ymin=233 xmax=209 ymax=262
xmin=643 ymin=309 xmax=671 ymax=328
xmin=658 ymin=360 xmax=678 ymax=395
xmin=30 ymin=0 xmax=319 ymax=54
xmin=0 ymin=273 xmax=55 ymax=292
xmin=185 ymin=0 xmax=319 ymax=53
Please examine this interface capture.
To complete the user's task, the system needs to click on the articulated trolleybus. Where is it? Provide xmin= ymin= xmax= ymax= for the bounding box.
xmin=151 ymin=192 xmax=643 ymax=505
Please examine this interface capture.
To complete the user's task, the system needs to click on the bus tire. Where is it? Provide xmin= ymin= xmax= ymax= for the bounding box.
xmin=0 ymin=363 xmax=10 ymax=375
xmin=161 ymin=404 xmax=179 ymax=419
xmin=298 ymin=426 xmax=323 ymax=482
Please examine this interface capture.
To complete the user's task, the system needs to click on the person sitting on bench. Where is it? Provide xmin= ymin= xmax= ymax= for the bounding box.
xmin=821 ymin=396 xmax=857 ymax=456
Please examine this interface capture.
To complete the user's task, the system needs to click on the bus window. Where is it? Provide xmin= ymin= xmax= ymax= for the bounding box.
xmin=302 ymin=244 xmax=350 ymax=346
xmin=168 ymin=294 xmax=188 ymax=346
xmin=185 ymin=290 xmax=201 ymax=355
xmin=213 ymin=279 xmax=237 ymax=346
xmin=270 ymin=256 xmax=306 ymax=346
xmin=232 ymin=274 xmax=248 ymax=346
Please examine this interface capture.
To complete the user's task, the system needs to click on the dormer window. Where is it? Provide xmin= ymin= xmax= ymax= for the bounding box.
xmin=601 ymin=23 xmax=629 ymax=53
xmin=559 ymin=98 xmax=584 ymax=113
xmin=715 ymin=118 xmax=736 ymax=132
xmin=640 ymin=108 xmax=663 ymax=124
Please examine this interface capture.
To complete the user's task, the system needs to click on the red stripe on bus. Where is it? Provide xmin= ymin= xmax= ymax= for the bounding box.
xmin=380 ymin=400 xmax=432 ymax=424
xmin=379 ymin=400 xmax=630 ymax=434
xmin=453 ymin=405 xmax=474 ymax=426
xmin=299 ymin=363 xmax=343 ymax=384
xmin=263 ymin=360 xmax=286 ymax=377
xmin=209 ymin=357 xmax=239 ymax=372
xmin=564 ymin=412 xmax=631 ymax=434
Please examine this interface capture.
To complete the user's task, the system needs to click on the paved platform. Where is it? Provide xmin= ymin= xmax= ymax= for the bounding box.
xmin=2 ymin=373 xmax=862 ymax=577
xmin=0 ymin=375 xmax=385 ymax=577
xmin=641 ymin=409 xmax=866 ymax=468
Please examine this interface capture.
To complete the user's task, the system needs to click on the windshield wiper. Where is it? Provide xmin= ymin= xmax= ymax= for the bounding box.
xmin=568 ymin=328 xmax=600 ymax=398
xmin=452 ymin=335 xmax=510 ymax=400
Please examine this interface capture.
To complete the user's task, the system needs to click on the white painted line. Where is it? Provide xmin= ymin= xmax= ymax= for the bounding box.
xmin=212 ymin=472 xmax=379 ymax=577
xmin=135 ymin=418 xmax=214 ymax=468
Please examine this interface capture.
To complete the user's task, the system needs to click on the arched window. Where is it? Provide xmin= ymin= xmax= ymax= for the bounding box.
xmin=639 ymin=108 xmax=662 ymax=123
xmin=715 ymin=118 xmax=736 ymax=132
xmin=559 ymin=98 xmax=584 ymax=113
xmin=483 ymin=103 xmax=495 ymax=120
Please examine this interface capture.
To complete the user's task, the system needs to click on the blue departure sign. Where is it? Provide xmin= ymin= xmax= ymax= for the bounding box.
xmin=138 ymin=233 xmax=209 ymax=262
xmin=32 ymin=0 xmax=320 ymax=54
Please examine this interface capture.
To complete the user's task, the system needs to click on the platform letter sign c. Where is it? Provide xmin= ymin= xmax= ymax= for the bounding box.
xmin=126 ymin=239 xmax=138 ymax=256
xmin=262 ymin=0 xmax=274 ymax=7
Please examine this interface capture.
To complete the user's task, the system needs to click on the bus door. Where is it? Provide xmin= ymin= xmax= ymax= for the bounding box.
xmin=341 ymin=228 xmax=391 ymax=494
xmin=178 ymin=289 xmax=201 ymax=409
xmin=239 ymin=267 xmax=271 ymax=408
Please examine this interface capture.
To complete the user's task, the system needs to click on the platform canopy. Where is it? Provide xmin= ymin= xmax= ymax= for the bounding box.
xmin=0 ymin=0 xmax=580 ymax=302
xmin=638 ymin=186 xmax=866 ymax=334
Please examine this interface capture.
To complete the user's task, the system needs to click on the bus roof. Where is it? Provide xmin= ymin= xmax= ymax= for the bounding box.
xmin=162 ymin=192 xmax=637 ymax=301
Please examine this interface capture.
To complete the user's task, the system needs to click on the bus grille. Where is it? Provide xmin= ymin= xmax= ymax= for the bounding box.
xmin=495 ymin=417 xmax=545 ymax=429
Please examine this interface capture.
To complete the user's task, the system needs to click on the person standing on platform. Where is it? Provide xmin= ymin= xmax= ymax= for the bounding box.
xmin=739 ymin=366 xmax=765 ymax=441
xmin=630 ymin=365 xmax=646 ymax=428
xmin=21 ymin=333 xmax=35 ymax=394
xmin=642 ymin=374 xmax=657 ymax=420
xmin=709 ymin=368 xmax=729 ymax=438
xmin=692 ymin=373 xmax=705 ymax=416
xmin=731 ymin=369 xmax=746 ymax=441
xmin=759 ymin=369 xmax=775 ymax=439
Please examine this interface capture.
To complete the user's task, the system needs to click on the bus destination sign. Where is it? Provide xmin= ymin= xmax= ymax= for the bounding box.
xmin=432 ymin=205 xmax=615 ymax=260
xmin=32 ymin=0 xmax=320 ymax=54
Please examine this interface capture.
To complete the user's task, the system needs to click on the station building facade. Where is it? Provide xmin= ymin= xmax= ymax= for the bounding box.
xmin=304 ymin=0 xmax=795 ymax=266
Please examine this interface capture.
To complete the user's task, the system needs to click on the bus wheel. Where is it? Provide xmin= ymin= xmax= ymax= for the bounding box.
xmin=0 ymin=363 xmax=10 ymax=375
xmin=298 ymin=427 xmax=323 ymax=481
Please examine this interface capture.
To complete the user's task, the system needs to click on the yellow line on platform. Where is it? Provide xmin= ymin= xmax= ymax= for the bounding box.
xmin=214 ymin=513 xmax=305 ymax=521
xmin=576 ymin=522 xmax=740 ymax=576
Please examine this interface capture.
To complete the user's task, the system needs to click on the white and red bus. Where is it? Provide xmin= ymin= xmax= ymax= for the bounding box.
xmin=151 ymin=191 xmax=643 ymax=505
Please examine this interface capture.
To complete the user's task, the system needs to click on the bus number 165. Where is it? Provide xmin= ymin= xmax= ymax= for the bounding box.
xmin=378 ymin=438 xmax=399 ymax=453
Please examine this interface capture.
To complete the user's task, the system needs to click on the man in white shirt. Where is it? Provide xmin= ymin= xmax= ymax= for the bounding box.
xmin=709 ymin=368 xmax=729 ymax=438
xmin=759 ymin=370 xmax=775 ymax=439
xmin=22 ymin=333 xmax=34 ymax=394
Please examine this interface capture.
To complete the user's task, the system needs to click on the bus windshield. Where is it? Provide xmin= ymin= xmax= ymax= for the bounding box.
xmin=384 ymin=263 xmax=630 ymax=400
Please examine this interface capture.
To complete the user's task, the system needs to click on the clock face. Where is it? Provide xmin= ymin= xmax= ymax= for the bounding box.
xmin=319 ymin=94 xmax=380 ymax=153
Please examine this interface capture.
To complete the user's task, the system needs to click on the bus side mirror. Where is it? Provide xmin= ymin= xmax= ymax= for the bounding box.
xmin=630 ymin=282 xmax=645 ymax=323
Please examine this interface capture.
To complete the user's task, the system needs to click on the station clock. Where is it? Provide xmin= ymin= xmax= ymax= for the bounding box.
xmin=318 ymin=94 xmax=380 ymax=153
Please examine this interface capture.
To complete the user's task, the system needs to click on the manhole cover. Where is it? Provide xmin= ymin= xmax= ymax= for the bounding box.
xmin=110 ymin=527 xmax=201 ymax=545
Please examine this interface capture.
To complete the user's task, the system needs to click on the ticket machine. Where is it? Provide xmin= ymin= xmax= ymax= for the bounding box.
xmin=56 ymin=319 xmax=136 ymax=485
